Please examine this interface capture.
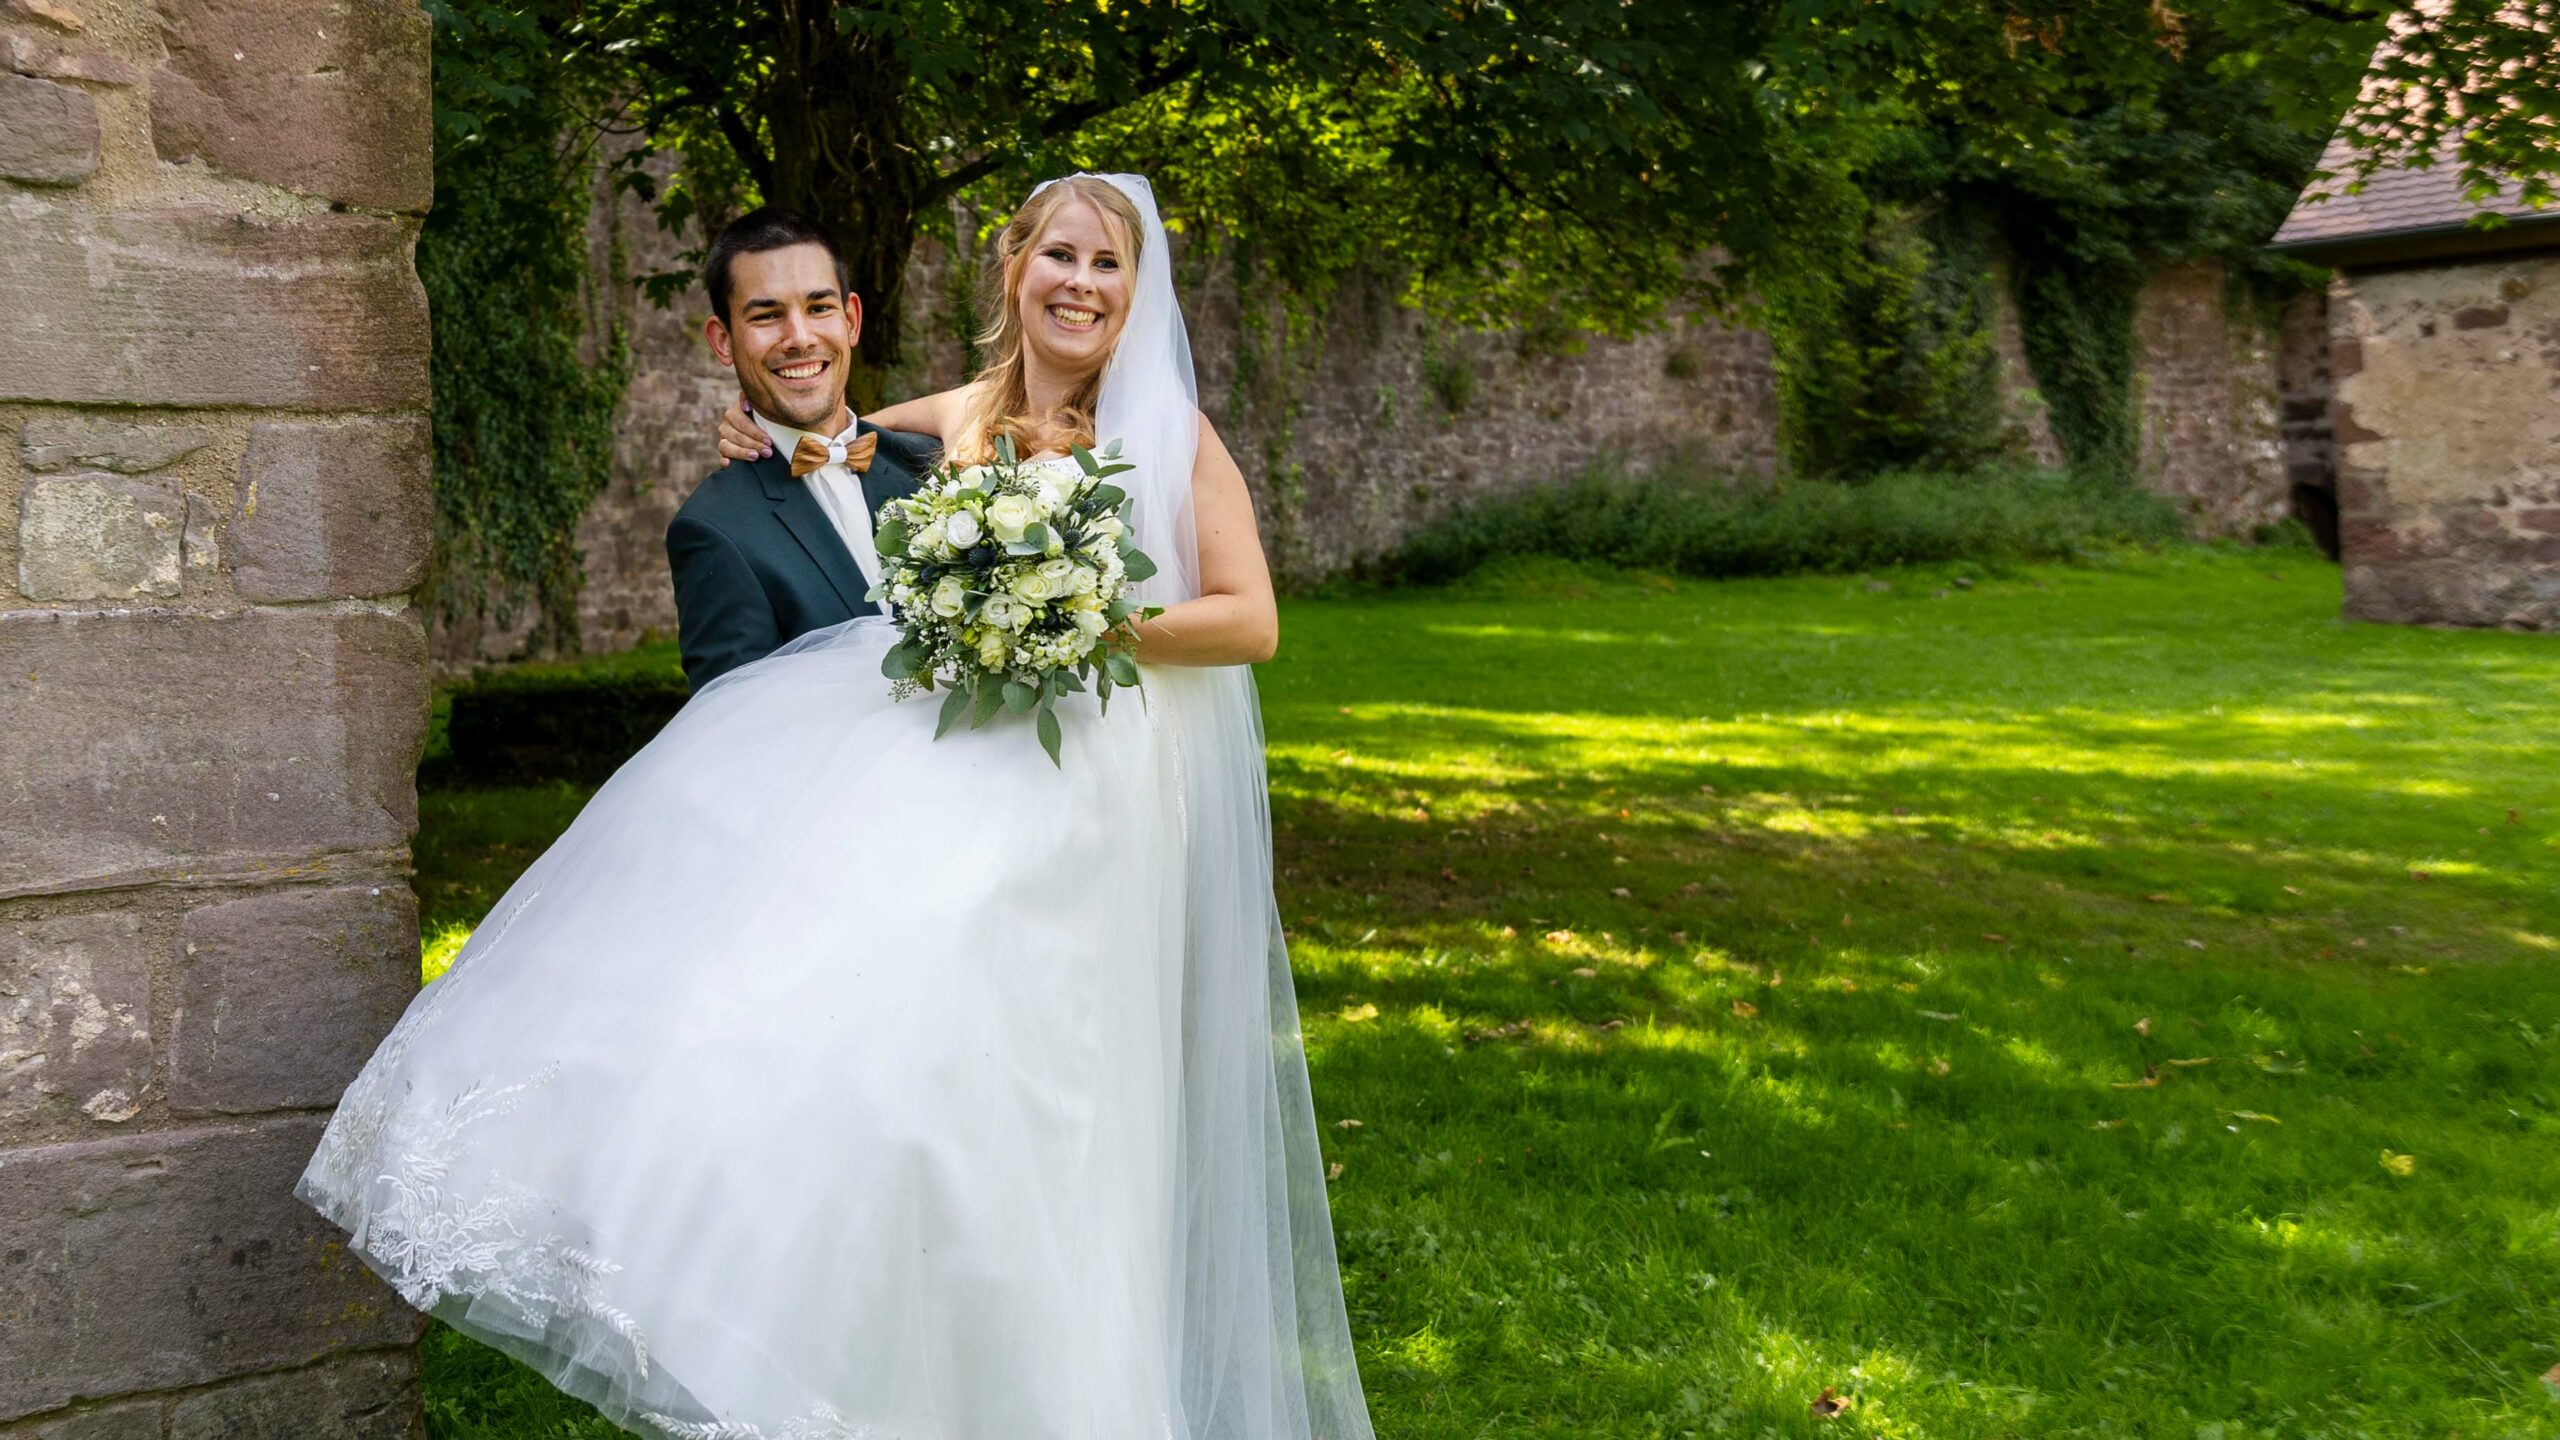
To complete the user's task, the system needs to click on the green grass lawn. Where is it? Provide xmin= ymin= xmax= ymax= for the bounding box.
xmin=413 ymin=548 xmax=2560 ymax=1439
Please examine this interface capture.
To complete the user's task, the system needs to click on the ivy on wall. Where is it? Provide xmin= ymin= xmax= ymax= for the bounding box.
xmin=1767 ymin=200 xmax=2020 ymax=479
xmin=420 ymin=1 xmax=630 ymax=656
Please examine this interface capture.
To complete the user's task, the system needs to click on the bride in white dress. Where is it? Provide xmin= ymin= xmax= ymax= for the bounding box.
xmin=298 ymin=173 xmax=1376 ymax=1440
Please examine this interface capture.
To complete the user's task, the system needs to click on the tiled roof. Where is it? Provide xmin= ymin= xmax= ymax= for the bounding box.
xmin=2271 ymin=138 xmax=2557 ymax=251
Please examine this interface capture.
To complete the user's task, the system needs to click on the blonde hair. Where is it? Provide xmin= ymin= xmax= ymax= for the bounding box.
xmin=952 ymin=177 xmax=1146 ymax=464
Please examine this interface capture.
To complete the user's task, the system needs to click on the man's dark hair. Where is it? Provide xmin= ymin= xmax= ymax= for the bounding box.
xmin=703 ymin=208 xmax=848 ymax=327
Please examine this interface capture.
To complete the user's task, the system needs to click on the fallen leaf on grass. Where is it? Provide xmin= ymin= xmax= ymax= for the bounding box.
xmin=1919 ymin=1009 xmax=1961 ymax=1022
xmin=1571 ymin=967 xmax=1598 ymax=979
xmin=1596 ymin=1018 xmax=1626 ymax=1032
xmin=1610 ymin=887 xmax=1632 ymax=898
xmin=1335 ymin=1118 xmax=1363 ymax=1130
xmin=2164 ymin=1056 xmax=2215 ymax=1068
xmin=1325 ymin=1162 xmax=1343 ymax=1182
xmin=2410 ymin=869 xmax=2432 ymax=881
xmin=2229 ymin=1110 xmax=2281 ymax=1125
xmin=2143 ymin=893 xmax=2175 ymax=904
xmin=1338 ymin=1003 xmax=1380 ymax=1023
xmin=1926 ymin=1057 xmax=1953 ymax=1077
xmin=2133 ymin=1016 xmax=2153 ymax=1036
xmin=1542 ymin=929 xmax=1576 ymax=946
xmin=2282 ymin=885 xmax=2303 ymax=895
xmin=1731 ymin=1000 xmax=1759 ymax=1018
xmin=2185 ymin=939 xmax=2207 ymax=951
xmin=2090 ymin=1118 xmax=2124 ymax=1130
xmin=2541 ymin=1362 xmax=2560 ymax=1395
xmin=1981 ymin=933 xmax=2008 ymax=943
xmin=1681 ymin=881 xmax=1703 ymax=896
xmin=1810 ymin=1388 xmax=1850 ymax=1419
xmin=2113 ymin=1066 xmax=2162 ymax=1090
xmin=2380 ymin=1150 xmax=2416 ymax=1176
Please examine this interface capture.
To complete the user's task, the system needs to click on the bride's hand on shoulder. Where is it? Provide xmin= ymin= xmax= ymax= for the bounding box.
xmin=714 ymin=396 xmax=770 ymax=462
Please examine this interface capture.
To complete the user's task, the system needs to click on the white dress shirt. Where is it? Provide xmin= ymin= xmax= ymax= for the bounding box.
xmin=755 ymin=410 xmax=882 ymax=599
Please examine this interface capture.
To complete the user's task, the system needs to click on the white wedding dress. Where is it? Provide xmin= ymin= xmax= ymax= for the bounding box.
xmin=298 ymin=177 xmax=1374 ymax=1440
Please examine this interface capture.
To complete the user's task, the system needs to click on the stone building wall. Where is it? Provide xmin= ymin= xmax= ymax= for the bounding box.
xmin=0 ymin=1 xmax=434 ymax=1436
xmin=2331 ymin=252 xmax=2560 ymax=629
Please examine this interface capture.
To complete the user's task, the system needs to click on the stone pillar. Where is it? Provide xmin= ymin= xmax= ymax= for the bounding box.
xmin=0 ymin=2 xmax=435 ymax=1437
xmin=2331 ymin=253 xmax=2560 ymax=630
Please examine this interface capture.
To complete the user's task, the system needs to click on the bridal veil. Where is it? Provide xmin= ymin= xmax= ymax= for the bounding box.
xmin=1073 ymin=171 xmax=1377 ymax=1440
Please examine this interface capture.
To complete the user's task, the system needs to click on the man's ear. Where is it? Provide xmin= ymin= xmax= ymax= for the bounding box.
xmin=705 ymin=314 xmax=736 ymax=369
xmin=842 ymin=292 xmax=863 ymax=348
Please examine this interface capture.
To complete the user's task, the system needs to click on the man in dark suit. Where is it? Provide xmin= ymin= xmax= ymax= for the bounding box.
xmin=667 ymin=209 xmax=937 ymax=689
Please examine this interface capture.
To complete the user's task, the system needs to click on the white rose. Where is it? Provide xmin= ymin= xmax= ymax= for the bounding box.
xmin=981 ymin=594 xmax=1028 ymax=631
xmin=1068 ymin=564 xmax=1099 ymax=596
xmin=975 ymin=630 xmax=1008 ymax=668
xmin=1011 ymin=567 xmax=1062 ymax=603
xmin=1037 ymin=557 xmax=1077 ymax=586
xmin=986 ymin=493 xmax=1037 ymax=543
xmin=945 ymin=509 xmax=983 ymax=548
xmin=1091 ymin=514 xmax=1126 ymax=540
xmin=915 ymin=517 xmax=948 ymax=554
xmin=1071 ymin=607 xmax=1108 ymax=637
xmin=931 ymin=576 xmax=967 ymax=618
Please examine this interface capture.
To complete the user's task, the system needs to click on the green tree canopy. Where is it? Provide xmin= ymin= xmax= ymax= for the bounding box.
xmin=455 ymin=0 xmax=2557 ymax=406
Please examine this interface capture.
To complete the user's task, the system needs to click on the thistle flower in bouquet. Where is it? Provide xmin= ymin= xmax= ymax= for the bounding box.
xmin=870 ymin=436 xmax=1163 ymax=766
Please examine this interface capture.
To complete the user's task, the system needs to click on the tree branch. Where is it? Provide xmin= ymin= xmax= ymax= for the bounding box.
xmin=620 ymin=40 xmax=778 ymax=191
xmin=919 ymin=49 xmax=1205 ymax=206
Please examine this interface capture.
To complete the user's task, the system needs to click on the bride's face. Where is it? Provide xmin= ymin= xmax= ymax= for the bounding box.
xmin=1015 ymin=199 xmax=1131 ymax=380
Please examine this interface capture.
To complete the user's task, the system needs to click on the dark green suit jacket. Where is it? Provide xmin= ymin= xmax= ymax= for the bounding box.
xmin=665 ymin=421 xmax=937 ymax=690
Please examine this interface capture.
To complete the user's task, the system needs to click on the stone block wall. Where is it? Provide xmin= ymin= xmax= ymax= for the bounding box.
xmin=2330 ymin=252 xmax=2560 ymax=629
xmin=1991 ymin=258 xmax=2306 ymax=538
xmin=515 ymin=181 xmax=1779 ymax=663
xmin=466 ymin=175 xmax=2320 ymax=665
xmin=0 ymin=1 xmax=433 ymax=1435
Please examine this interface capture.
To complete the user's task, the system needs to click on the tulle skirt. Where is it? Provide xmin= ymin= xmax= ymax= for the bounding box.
xmin=298 ymin=617 xmax=1197 ymax=1440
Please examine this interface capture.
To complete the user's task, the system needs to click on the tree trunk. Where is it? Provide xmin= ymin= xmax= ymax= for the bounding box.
xmin=758 ymin=11 xmax=922 ymax=414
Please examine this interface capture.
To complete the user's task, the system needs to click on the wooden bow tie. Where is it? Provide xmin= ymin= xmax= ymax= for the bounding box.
xmin=789 ymin=430 xmax=877 ymax=477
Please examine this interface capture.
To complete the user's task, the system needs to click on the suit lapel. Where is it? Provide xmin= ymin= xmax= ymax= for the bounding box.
xmin=753 ymin=452 xmax=870 ymax=617
xmin=857 ymin=421 xmax=930 ymax=518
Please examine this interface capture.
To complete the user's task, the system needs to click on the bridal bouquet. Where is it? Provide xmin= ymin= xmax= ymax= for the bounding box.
xmin=870 ymin=436 xmax=1161 ymax=765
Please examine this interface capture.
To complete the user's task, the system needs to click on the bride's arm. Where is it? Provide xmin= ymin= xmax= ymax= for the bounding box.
xmin=869 ymin=386 xmax=967 ymax=437
xmin=711 ymin=385 xmax=971 ymax=461
xmin=1128 ymin=415 xmax=1279 ymax=667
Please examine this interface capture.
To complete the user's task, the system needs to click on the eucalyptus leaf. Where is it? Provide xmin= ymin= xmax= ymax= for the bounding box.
xmin=1071 ymin=443 xmax=1099 ymax=475
xmin=971 ymin=678 xmax=1005 ymax=728
xmin=934 ymin=684 xmax=969 ymax=739
xmin=1002 ymin=679 xmax=1038 ymax=714
xmin=881 ymin=643 xmax=919 ymax=680
xmin=1087 ymin=483 xmax=1125 ymax=508
xmin=1120 ymin=546 xmax=1159 ymax=583
xmin=1103 ymin=651 xmax=1141 ymax=687
xmin=1036 ymin=705 xmax=1063 ymax=768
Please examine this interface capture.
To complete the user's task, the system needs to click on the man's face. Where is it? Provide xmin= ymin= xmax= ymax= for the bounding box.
xmin=705 ymin=242 xmax=861 ymax=432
